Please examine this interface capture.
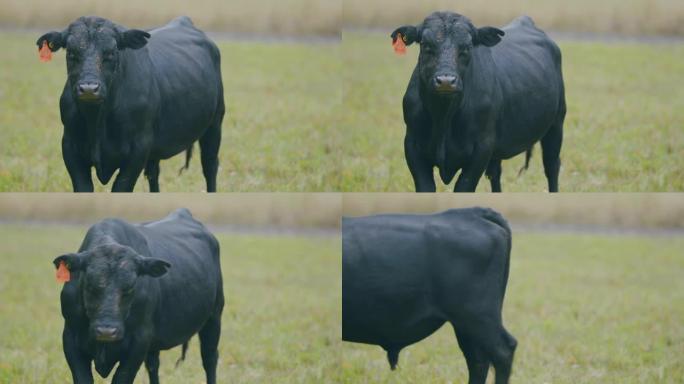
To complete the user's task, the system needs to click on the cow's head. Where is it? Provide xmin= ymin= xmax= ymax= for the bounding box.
xmin=391 ymin=12 xmax=504 ymax=97
xmin=53 ymin=244 xmax=170 ymax=342
xmin=37 ymin=16 xmax=150 ymax=104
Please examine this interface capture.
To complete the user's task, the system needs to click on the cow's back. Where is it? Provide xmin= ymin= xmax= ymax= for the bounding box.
xmin=146 ymin=17 xmax=224 ymax=158
xmin=489 ymin=16 xmax=565 ymax=158
xmin=136 ymin=208 xmax=223 ymax=349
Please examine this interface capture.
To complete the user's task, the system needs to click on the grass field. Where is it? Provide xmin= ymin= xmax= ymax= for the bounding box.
xmin=0 ymin=224 xmax=341 ymax=383
xmin=341 ymin=31 xmax=684 ymax=192
xmin=0 ymin=32 xmax=342 ymax=192
xmin=341 ymin=232 xmax=684 ymax=383
xmin=343 ymin=0 xmax=684 ymax=36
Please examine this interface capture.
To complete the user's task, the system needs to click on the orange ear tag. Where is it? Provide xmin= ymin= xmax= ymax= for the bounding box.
xmin=39 ymin=41 xmax=52 ymax=62
xmin=56 ymin=261 xmax=70 ymax=282
xmin=393 ymin=33 xmax=407 ymax=55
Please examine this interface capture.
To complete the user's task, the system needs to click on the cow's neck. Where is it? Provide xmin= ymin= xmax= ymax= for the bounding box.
xmin=77 ymin=102 xmax=109 ymax=165
xmin=74 ymin=68 xmax=124 ymax=183
xmin=93 ymin=341 xmax=121 ymax=378
xmin=422 ymin=89 xmax=463 ymax=168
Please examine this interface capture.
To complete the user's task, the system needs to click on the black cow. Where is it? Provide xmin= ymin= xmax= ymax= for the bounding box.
xmin=37 ymin=16 xmax=225 ymax=192
xmin=342 ymin=208 xmax=516 ymax=384
xmin=392 ymin=12 xmax=566 ymax=192
xmin=52 ymin=208 xmax=224 ymax=383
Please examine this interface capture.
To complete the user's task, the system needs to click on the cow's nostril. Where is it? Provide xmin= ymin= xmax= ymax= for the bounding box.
xmin=434 ymin=75 xmax=458 ymax=92
xmin=96 ymin=327 xmax=117 ymax=337
xmin=436 ymin=75 xmax=456 ymax=85
xmin=78 ymin=82 xmax=100 ymax=94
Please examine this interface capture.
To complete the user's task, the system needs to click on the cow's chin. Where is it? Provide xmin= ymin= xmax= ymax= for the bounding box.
xmin=77 ymin=95 xmax=105 ymax=104
xmin=434 ymin=89 xmax=459 ymax=97
xmin=95 ymin=334 xmax=122 ymax=343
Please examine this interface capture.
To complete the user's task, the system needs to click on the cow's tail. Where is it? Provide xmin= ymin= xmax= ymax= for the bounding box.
xmin=480 ymin=208 xmax=513 ymax=304
xmin=517 ymin=146 xmax=534 ymax=176
xmin=175 ymin=341 xmax=189 ymax=368
xmin=178 ymin=145 xmax=194 ymax=175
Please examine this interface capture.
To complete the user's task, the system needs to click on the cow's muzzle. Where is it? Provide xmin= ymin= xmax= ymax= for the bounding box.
xmin=433 ymin=74 xmax=460 ymax=95
xmin=94 ymin=326 xmax=123 ymax=342
xmin=77 ymin=81 xmax=103 ymax=103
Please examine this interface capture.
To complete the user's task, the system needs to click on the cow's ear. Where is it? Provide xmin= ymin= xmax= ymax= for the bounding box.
xmin=136 ymin=257 xmax=171 ymax=277
xmin=36 ymin=30 xmax=67 ymax=52
xmin=53 ymin=252 xmax=87 ymax=272
xmin=474 ymin=27 xmax=505 ymax=47
xmin=391 ymin=25 xmax=421 ymax=46
xmin=117 ymin=29 xmax=150 ymax=50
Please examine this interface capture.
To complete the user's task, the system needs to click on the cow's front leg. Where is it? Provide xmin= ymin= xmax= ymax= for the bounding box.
xmin=454 ymin=146 xmax=493 ymax=192
xmin=112 ymin=143 xmax=150 ymax=192
xmin=405 ymin=136 xmax=436 ymax=192
xmin=62 ymin=326 xmax=94 ymax=384
xmin=62 ymin=135 xmax=94 ymax=192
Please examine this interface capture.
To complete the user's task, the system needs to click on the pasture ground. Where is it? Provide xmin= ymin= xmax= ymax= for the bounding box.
xmin=0 ymin=32 xmax=342 ymax=192
xmin=341 ymin=231 xmax=684 ymax=383
xmin=0 ymin=224 xmax=341 ymax=383
xmin=341 ymin=31 xmax=684 ymax=192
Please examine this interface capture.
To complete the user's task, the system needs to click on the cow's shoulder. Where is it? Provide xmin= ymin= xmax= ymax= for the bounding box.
xmin=81 ymin=218 xmax=149 ymax=254
xmin=88 ymin=217 xmax=137 ymax=234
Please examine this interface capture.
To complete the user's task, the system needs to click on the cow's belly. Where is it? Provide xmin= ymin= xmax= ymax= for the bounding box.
xmin=493 ymin=94 xmax=560 ymax=159
xmin=151 ymin=71 xmax=221 ymax=159
xmin=343 ymin=311 xmax=445 ymax=348
xmin=343 ymin=264 xmax=446 ymax=346
xmin=343 ymin=284 xmax=446 ymax=347
xmin=152 ymin=257 xmax=220 ymax=347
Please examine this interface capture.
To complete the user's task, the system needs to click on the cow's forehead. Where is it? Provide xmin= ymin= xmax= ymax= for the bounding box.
xmin=422 ymin=12 xmax=474 ymax=44
xmin=66 ymin=17 xmax=118 ymax=50
xmin=85 ymin=245 xmax=138 ymax=277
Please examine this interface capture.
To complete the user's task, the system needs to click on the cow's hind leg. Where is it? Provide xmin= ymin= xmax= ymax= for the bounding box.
xmin=198 ymin=314 xmax=221 ymax=384
xmin=474 ymin=325 xmax=516 ymax=384
xmin=144 ymin=160 xmax=160 ymax=193
xmin=144 ymin=350 xmax=160 ymax=384
xmin=485 ymin=160 xmax=502 ymax=193
xmin=541 ymin=114 xmax=564 ymax=193
xmin=199 ymin=116 xmax=223 ymax=193
xmin=489 ymin=328 xmax=517 ymax=384
xmin=454 ymin=326 xmax=489 ymax=384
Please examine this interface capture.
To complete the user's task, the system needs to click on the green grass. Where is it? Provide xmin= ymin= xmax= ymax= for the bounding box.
xmin=0 ymin=224 xmax=341 ymax=383
xmin=341 ymin=232 xmax=684 ymax=383
xmin=341 ymin=31 xmax=684 ymax=192
xmin=0 ymin=32 xmax=342 ymax=192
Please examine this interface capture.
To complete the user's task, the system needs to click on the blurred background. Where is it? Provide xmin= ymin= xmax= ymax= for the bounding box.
xmin=343 ymin=0 xmax=684 ymax=36
xmin=0 ymin=193 xmax=341 ymax=230
xmin=343 ymin=194 xmax=684 ymax=230
xmin=0 ymin=0 xmax=340 ymax=36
